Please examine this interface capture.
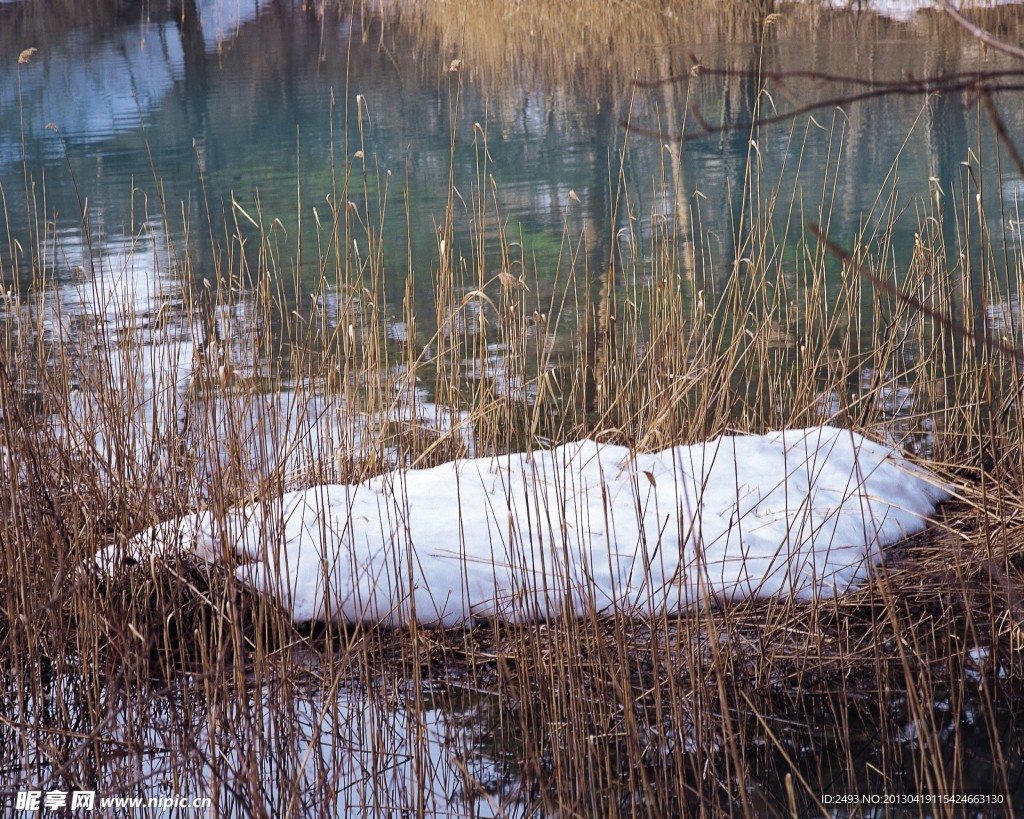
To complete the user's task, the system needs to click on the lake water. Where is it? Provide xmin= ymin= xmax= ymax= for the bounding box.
xmin=4 ymin=1 xmax=1023 ymax=312
xmin=3 ymin=0 xmax=1023 ymax=445
xmin=3 ymin=0 xmax=1024 ymax=813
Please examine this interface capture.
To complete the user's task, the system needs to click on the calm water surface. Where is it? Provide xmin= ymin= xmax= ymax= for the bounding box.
xmin=1 ymin=1 xmax=1022 ymax=434
xmin=3 ymin=1 xmax=1022 ymax=305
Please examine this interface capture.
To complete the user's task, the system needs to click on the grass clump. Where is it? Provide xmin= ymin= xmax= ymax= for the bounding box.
xmin=3 ymin=3 xmax=1024 ymax=814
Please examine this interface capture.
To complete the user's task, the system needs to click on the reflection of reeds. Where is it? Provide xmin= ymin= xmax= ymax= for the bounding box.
xmin=2 ymin=20 xmax=1024 ymax=817
xmin=394 ymin=0 xmax=1024 ymax=95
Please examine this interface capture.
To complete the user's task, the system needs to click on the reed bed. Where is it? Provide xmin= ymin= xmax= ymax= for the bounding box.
xmin=3 ymin=5 xmax=1024 ymax=817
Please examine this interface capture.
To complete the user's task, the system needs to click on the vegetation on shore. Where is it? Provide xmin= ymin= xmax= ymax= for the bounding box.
xmin=2 ymin=0 xmax=1024 ymax=814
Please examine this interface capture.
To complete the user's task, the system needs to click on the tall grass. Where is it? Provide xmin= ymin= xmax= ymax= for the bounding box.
xmin=3 ymin=4 xmax=1024 ymax=817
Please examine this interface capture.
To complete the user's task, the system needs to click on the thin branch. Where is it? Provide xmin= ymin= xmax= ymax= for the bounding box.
xmin=634 ymin=62 xmax=1024 ymax=91
xmin=622 ymin=75 xmax=1024 ymax=143
xmin=980 ymin=88 xmax=1024 ymax=179
xmin=943 ymin=0 xmax=1024 ymax=62
xmin=807 ymin=222 xmax=1024 ymax=367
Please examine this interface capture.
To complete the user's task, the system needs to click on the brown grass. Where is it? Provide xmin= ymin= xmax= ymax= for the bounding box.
xmin=2 ymin=2 xmax=1024 ymax=815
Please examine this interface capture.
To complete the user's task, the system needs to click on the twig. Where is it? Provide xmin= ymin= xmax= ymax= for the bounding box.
xmin=943 ymin=1 xmax=1024 ymax=62
xmin=634 ymin=63 xmax=1024 ymax=91
xmin=980 ymin=88 xmax=1024 ymax=179
xmin=623 ymin=75 xmax=1024 ymax=143
xmin=807 ymin=222 xmax=1024 ymax=366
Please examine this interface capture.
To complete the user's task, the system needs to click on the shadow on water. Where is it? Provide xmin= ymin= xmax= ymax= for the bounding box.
xmin=5 ymin=624 xmax=1023 ymax=815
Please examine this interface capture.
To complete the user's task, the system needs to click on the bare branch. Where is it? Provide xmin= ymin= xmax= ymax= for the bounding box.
xmin=943 ymin=1 xmax=1024 ymax=62
xmin=807 ymin=222 xmax=1024 ymax=366
xmin=634 ymin=64 xmax=1024 ymax=91
xmin=622 ymin=72 xmax=1024 ymax=143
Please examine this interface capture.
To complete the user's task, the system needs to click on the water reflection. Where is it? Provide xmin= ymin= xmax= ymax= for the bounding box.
xmin=4 ymin=668 xmax=524 ymax=816
xmin=3 ymin=0 xmax=1021 ymax=316
xmin=9 ymin=223 xmax=472 ymax=493
xmin=987 ymin=296 xmax=1021 ymax=337
xmin=5 ymin=644 xmax=1021 ymax=816
xmin=3 ymin=1 xmax=1024 ymax=813
xmin=0 ymin=0 xmax=266 ymax=163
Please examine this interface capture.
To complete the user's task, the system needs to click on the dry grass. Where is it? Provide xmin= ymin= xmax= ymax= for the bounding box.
xmin=2 ymin=2 xmax=1024 ymax=816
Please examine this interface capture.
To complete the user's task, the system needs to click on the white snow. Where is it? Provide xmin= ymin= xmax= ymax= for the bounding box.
xmin=43 ymin=233 xmax=198 ymax=477
xmin=97 ymin=426 xmax=951 ymax=626
xmin=65 ymin=326 xmax=195 ymax=473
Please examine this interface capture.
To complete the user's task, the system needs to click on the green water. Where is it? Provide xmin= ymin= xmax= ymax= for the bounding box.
xmin=3 ymin=1 xmax=1022 ymax=320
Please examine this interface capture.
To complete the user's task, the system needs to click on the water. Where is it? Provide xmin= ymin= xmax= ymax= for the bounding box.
xmin=3 ymin=0 xmax=1024 ymax=814
xmin=3 ymin=1 xmax=1023 ymax=416
xmin=4 ymin=1 xmax=1021 ymax=292
xmin=6 ymin=637 xmax=1022 ymax=816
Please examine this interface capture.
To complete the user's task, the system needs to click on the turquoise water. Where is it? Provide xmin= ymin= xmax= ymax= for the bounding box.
xmin=3 ymin=1 xmax=1022 ymax=314
xmin=3 ymin=2 xmax=1022 ymax=456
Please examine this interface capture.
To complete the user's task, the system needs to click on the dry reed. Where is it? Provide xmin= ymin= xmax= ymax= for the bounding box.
xmin=2 ymin=2 xmax=1024 ymax=816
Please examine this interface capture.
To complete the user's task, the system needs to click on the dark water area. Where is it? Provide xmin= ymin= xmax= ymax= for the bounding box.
xmin=8 ymin=637 xmax=1024 ymax=816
